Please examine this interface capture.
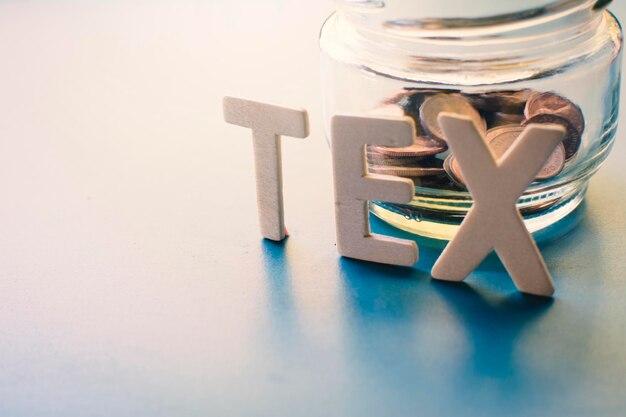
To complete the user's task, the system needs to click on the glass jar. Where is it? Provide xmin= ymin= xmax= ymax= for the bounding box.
xmin=320 ymin=0 xmax=622 ymax=240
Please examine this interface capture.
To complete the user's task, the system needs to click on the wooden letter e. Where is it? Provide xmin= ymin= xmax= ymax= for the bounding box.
xmin=331 ymin=115 xmax=418 ymax=266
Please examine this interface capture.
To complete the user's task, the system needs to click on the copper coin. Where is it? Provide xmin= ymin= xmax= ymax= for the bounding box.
xmin=443 ymin=154 xmax=466 ymax=188
xmin=522 ymin=113 xmax=580 ymax=160
xmin=419 ymin=94 xmax=486 ymax=142
xmin=486 ymin=126 xmax=566 ymax=180
xmin=524 ymin=91 xmax=585 ymax=135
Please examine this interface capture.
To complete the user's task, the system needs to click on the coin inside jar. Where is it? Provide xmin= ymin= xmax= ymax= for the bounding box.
xmin=465 ymin=89 xmax=533 ymax=113
xmin=443 ymin=154 xmax=466 ymax=189
xmin=387 ymin=89 xmax=447 ymax=126
xmin=394 ymin=89 xmax=447 ymax=110
xmin=368 ymin=136 xmax=447 ymax=159
xmin=524 ymin=91 xmax=585 ymax=135
xmin=366 ymin=151 xmax=433 ymax=166
xmin=368 ymin=164 xmax=445 ymax=178
xmin=445 ymin=125 xmax=565 ymax=187
xmin=367 ymin=155 xmax=445 ymax=178
xmin=487 ymin=112 xmax=526 ymax=128
xmin=522 ymin=113 xmax=580 ymax=161
xmin=419 ymin=94 xmax=486 ymax=142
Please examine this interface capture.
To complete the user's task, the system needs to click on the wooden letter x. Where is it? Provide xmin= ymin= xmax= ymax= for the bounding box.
xmin=331 ymin=115 xmax=418 ymax=266
xmin=432 ymin=113 xmax=566 ymax=296
xmin=223 ymin=97 xmax=309 ymax=241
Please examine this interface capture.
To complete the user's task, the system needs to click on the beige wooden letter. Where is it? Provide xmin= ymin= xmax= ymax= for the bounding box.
xmin=431 ymin=113 xmax=566 ymax=296
xmin=331 ymin=115 xmax=418 ymax=266
xmin=223 ymin=97 xmax=309 ymax=241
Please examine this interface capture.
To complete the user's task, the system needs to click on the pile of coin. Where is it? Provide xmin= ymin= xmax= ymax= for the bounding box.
xmin=366 ymin=89 xmax=585 ymax=191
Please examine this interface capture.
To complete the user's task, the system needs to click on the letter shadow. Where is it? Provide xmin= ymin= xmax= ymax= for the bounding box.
xmin=337 ymin=254 xmax=553 ymax=378
xmin=259 ymin=238 xmax=301 ymax=348
xmin=330 ymin=211 xmax=581 ymax=397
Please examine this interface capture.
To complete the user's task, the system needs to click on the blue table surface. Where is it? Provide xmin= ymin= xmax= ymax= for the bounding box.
xmin=1 ymin=1 xmax=625 ymax=416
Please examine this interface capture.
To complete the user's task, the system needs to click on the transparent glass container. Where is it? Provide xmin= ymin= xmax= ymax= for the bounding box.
xmin=320 ymin=0 xmax=622 ymax=240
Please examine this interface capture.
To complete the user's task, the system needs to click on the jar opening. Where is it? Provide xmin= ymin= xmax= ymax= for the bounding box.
xmin=337 ymin=0 xmax=607 ymax=38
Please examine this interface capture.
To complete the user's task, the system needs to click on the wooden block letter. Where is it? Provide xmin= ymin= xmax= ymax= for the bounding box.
xmin=223 ymin=97 xmax=309 ymax=241
xmin=431 ymin=113 xmax=566 ymax=296
xmin=331 ymin=115 xmax=418 ymax=266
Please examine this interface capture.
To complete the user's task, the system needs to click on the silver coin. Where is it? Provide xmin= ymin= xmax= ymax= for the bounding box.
xmin=485 ymin=124 xmax=525 ymax=142
xmin=443 ymin=154 xmax=466 ymax=188
xmin=366 ymin=151 xmax=429 ymax=167
xmin=368 ymin=135 xmax=447 ymax=159
xmin=419 ymin=94 xmax=486 ymax=142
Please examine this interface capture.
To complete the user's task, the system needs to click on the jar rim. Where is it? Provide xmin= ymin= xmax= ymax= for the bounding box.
xmin=320 ymin=7 xmax=622 ymax=87
xmin=336 ymin=0 xmax=606 ymax=37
